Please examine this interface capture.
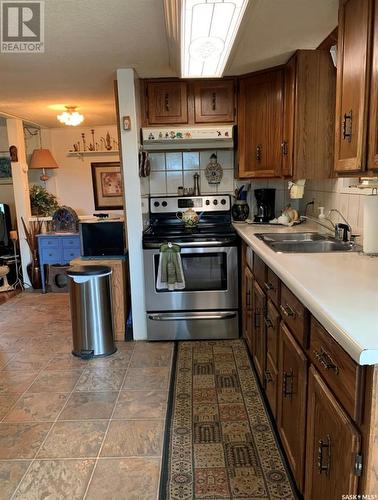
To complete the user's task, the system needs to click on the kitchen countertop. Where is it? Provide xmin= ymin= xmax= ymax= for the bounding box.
xmin=234 ymin=221 xmax=378 ymax=365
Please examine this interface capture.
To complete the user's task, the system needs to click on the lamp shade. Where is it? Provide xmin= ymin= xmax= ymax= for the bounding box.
xmin=30 ymin=149 xmax=58 ymax=169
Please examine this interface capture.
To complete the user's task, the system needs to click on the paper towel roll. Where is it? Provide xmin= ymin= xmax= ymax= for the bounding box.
xmin=363 ymin=195 xmax=378 ymax=254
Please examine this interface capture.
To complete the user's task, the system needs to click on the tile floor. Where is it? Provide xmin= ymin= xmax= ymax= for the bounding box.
xmin=0 ymin=293 xmax=173 ymax=499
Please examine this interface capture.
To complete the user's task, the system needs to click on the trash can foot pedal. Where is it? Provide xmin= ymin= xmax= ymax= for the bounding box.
xmin=79 ymin=350 xmax=94 ymax=360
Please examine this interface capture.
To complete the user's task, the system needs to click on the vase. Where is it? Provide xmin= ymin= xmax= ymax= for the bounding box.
xmin=232 ymin=200 xmax=250 ymax=221
xmin=27 ymin=251 xmax=42 ymax=289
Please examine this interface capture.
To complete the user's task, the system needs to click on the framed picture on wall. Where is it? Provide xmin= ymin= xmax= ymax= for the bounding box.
xmin=91 ymin=162 xmax=123 ymax=210
xmin=0 ymin=153 xmax=12 ymax=185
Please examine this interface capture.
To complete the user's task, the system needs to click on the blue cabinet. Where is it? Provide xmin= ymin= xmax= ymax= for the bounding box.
xmin=37 ymin=233 xmax=80 ymax=292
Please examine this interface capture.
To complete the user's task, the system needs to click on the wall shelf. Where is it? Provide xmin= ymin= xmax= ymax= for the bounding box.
xmin=67 ymin=150 xmax=119 ymax=160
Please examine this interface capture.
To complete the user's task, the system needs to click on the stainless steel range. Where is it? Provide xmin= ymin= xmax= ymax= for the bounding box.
xmin=143 ymin=195 xmax=239 ymax=341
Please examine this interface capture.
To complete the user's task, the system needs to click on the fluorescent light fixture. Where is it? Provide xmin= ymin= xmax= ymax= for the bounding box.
xmin=181 ymin=0 xmax=249 ymax=78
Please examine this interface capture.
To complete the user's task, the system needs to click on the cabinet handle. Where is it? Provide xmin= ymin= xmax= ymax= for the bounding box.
xmin=281 ymin=141 xmax=288 ymax=156
xmin=265 ymin=370 xmax=273 ymax=384
xmin=280 ymin=304 xmax=295 ymax=318
xmin=282 ymin=370 xmax=293 ymax=398
xmin=212 ymin=92 xmax=217 ymax=111
xmin=313 ymin=348 xmax=339 ymax=375
xmin=254 ymin=310 xmax=261 ymax=328
xmin=246 ymin=290 xmax=251 ymax=307
xmin=256 ymin=144 xmax=262 ymax=161
xmin=264 ymin=281 xmax=273 ymax=291
xmin=264 ymin=317 xmax=273 ymax=329
xmin=342 ymin=110 xmax=352 ymax=142
xmin=317 ymin=435 xmax=331 ymax=475
xmin=165 ymin=93 xmax=170 ymax=112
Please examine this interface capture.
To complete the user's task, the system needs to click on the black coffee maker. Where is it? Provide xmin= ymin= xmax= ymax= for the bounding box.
xmin=254 ymin=189 xmax=276 ymax=223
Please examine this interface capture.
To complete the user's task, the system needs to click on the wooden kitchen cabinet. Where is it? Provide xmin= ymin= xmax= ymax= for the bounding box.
xmin=283 ymin=50 xmax=336 ymax=179
xmin=368 ymin=0 xmax=378 ymax=169
xmin=278 ymin=322 xmax=308 ymax=492
xmin=193 ymin=79 xmax=235 ymax=123
xmin=144 ymin=80 xmax=188 ymax=125
xmin=305 ymin=366 xmax=361 ymax=499
xmin=335 ymin=0 xmax=371 ymax=173
xmin=238 ymin=69 xmax=284 ymax=178
xmin=243 ymin=265 xmax=254 ymax=354
xmin=265 ymin=300 xmax=280 ymax=419
xmin=252 ymin=280 xmax=267 ymax=386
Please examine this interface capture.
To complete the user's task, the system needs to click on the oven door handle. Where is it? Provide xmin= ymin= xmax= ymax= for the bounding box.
xmin=144 ymin=239 xmax=236 ymax=249
xmin=148 ymin=312 xmax=237 ymax=321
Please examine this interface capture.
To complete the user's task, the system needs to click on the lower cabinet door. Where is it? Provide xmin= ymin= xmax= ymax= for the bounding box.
xmin=252 ymin=280 xmax=266 ymax=386
xmin=265 ymin=354 xmax=278 ymax=420
xmin=277 ymin=322 xmax=307 ymax=492
xmin=243 ymin=266 xmax=254 ymax=354
xmin=305 ymin=366 xmax=361 ymax=500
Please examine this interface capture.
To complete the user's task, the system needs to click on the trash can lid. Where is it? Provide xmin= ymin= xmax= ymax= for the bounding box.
xmin=67 ymin=265 xmax=112 ymax=277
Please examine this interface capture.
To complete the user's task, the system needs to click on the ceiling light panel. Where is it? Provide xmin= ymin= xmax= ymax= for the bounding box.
xmin=181 ymin=0 xmax=249 ymax=78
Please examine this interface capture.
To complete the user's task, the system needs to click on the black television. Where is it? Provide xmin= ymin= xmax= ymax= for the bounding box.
xmin=79 ymin=220 xmax=125 ymax=257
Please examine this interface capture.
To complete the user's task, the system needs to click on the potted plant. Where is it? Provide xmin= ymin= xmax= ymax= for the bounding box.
xmin=29 ymin=184 xmax=59 ymax=216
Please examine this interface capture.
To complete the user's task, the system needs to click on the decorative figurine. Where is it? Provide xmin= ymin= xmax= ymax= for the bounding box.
xmin=9 ymin=145 xmax=18 ymax=162
xmin=205 ymin=153 xmax=223 ymax=184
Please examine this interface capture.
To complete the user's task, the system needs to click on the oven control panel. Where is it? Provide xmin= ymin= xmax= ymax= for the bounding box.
xmin=150 ymin=195 xmax=231 ymax=213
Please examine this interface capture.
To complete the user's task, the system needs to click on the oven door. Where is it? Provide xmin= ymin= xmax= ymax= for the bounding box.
xmin=144 ymin=246 xmax=238 ymax=311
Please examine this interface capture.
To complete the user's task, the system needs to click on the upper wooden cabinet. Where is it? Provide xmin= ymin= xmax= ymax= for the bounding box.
xmin=368 ymin=0 xmax=378 ymax=169
xmin=238 ymin=69 xmax=284 ymax=178
xmin=141 ymin=79 xmax=235 ymax=126
xmin=335 ymin=0 xmax=371 ymax=173
xmin=144 ymin=81 xmax=189 ymax=125
xmin=283 ymin=50 xmax=336 ymax=179
xmin=193 ymin=80 xmax=235 ymax=123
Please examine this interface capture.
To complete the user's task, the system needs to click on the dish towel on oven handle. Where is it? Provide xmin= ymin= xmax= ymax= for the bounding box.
xmin=156 ymin=242 xmax=185 ymax=291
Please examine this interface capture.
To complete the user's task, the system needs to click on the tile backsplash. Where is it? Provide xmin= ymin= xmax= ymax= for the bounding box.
xmin=148 ymin=150 xmax=235 ymax=196
xmin=300 ymin=178 xmax=369 ymax=236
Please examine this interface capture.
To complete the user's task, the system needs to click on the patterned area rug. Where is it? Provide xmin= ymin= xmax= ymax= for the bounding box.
xmin=160 ymin=340 xmax=297 ymax=499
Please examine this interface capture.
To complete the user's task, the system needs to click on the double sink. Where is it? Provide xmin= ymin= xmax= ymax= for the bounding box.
xmin=255 ymin=232 xmax=361 ymax=253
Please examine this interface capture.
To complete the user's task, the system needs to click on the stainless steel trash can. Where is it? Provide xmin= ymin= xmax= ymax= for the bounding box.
xmin=67 ymin=265 xmax=116 ymax=358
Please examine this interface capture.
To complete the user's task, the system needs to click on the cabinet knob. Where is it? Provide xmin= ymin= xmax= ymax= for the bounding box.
xmin=280 ymin=304 xmax=295 ymax=318
xmin=265 ymin=370 xmax=273 ymax=384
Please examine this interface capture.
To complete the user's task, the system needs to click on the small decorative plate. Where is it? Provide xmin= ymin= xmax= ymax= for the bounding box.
xmin=205 ymin=154 xmax=223 ymax=184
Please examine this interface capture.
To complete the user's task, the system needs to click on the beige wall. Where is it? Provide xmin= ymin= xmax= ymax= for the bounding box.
xmin=29 ymin=125 xmax=121 ymax=216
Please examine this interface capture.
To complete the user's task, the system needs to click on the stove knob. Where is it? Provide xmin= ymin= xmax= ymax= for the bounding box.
xmin=221 ymin=199 xmax=226 ymax=205
xmin=205 ymin=200 xmax=210 ymax=206
xmin=213 ymin=199 xmax=218 ymax=205
xmin=154 ymin=201 xmax=160 ymax=207
xmin=162 ymin=201 xmax=168 ymax=207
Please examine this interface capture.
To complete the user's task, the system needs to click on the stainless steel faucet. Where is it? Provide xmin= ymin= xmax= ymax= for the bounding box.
xmin=301 ymin=215 xmax=335 ymax=234
xmin=327 ymin=209 xmax=352 ymax=242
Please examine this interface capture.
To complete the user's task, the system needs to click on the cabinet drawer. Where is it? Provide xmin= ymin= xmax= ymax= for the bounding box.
xmin=309 ymin=318 xmax=363 ymax=422
xmin=266 ymin=300 xmax=280 ymax=367
xmin=63 ymin=248 xmax=81 ymax=262
xmin=39 ymin=238 xmax=60 ymax=249
xmin=264 ymin=268 xmax=280 ymax=307
xmin=253 ymin=253 xmax=266 ymax=288
xmin=280 ymin=284 xmax=309 ymax=347
xmin=41 ymin=248 xmax=61 ymax=263
xmin=62 ymin=237 xmax=80 ymax=249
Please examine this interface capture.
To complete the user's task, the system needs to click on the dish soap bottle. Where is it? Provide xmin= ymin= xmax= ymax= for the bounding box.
xmin=317 ymin=206 xmax=327 ymax=233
